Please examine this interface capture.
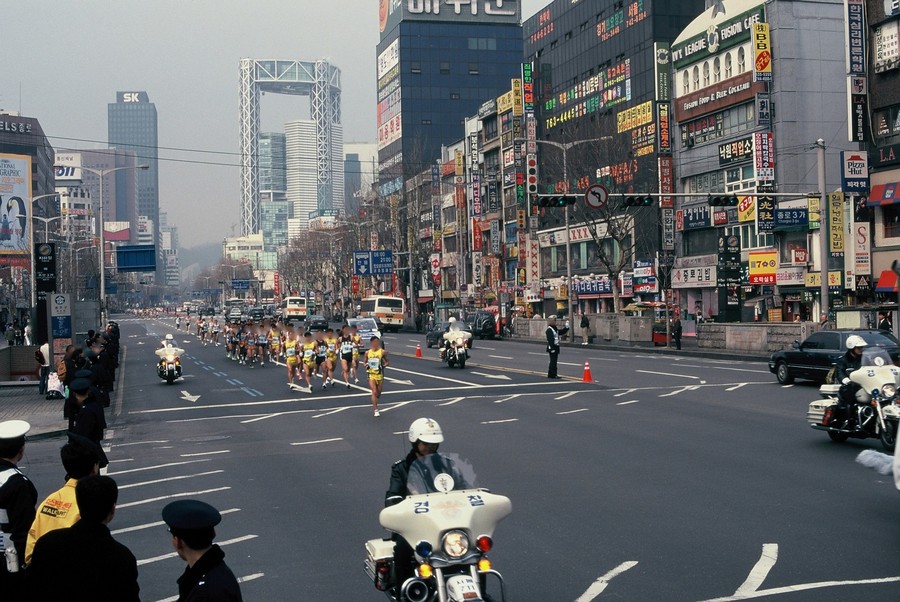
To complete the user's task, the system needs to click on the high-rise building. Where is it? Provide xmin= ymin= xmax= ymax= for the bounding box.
xmin=59 ymin=149 xmax=140 ymax=233
xmin=285 ymin=119 xmax=344 ymax=232
xmin=259 ymin=191 xmax=289 ymax=253
xmin=259 ymin=132 xmax=287 ymax=193
xmin=344 ymin=142 xmax=378 ymax=216
xmin=158 ymin=211 xmax=180 ymax=287
xmin=108 ymin=92 xmax=158 ymax=228
xmin=376 ymin=1 xmax=523 ymax=191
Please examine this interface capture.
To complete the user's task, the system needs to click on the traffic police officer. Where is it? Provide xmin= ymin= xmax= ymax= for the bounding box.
xmin=0 ymin=420 xmax=37 ymax=596
xmin=162 ymin=499 xmax=242 ymax=601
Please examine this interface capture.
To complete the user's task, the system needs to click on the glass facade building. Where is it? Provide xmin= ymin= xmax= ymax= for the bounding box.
xmin=108 ymin=92 xmax=159 ymax=230
xmin=258 ymin=132 xmax=287 ymax=193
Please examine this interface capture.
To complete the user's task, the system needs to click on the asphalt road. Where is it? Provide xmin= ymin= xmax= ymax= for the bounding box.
xmin=18 ymin=316 xmax=900 ymax=601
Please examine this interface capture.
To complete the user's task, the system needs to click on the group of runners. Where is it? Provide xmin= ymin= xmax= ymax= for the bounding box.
xmin=177 ymin=316 xmax=388 ymax=417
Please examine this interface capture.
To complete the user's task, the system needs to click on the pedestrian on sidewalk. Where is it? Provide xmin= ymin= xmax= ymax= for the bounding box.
xmin=162 ymin=499 xmax=242 ymax=601
xmin=545 ymin=316 xmax=567 ymax=379
xmin=580 ymin=313 xmax=590 ymax=346
xmin=27 ymin=475 xmax=139 ymax=601
xmin=36 ymin=340 xmax=50 ymax=395
xmin=4 ymin=324 xmax=14 ymax=347
xmin=673 ymin=315 xmax=683 ymax=350
xmin=0 ymin=420 xmax=38 ymax=595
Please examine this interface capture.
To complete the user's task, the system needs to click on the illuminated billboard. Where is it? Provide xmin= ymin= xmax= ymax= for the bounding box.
xmin=0 ymin=154 xmax=32 ymax=255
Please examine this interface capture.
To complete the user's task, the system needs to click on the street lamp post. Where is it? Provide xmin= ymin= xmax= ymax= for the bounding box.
xmin=80 ymin=164 xmax=149 ymax=325
xmin=534 ymin=138 xmax=607 ymax=342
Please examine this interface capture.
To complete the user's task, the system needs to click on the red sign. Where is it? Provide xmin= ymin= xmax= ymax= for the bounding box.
xmin=713 ymin=210 xmax=728 ymax=226
xmin=472 ymin=220 xmax=483 ymax=252
xmin=433 ymin=273 xmax=442 ymax=286
xmin=351 ymin=275 xmax=360 ymax=294
xmin=675 ymin=209 xmax=684 ymax=231
xmin=674 ymin=72 xmax=766 ymax=122
xmin=273 ymin=271 xmax=280 ymax=298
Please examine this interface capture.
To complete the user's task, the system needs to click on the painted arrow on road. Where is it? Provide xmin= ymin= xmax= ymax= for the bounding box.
xmin=383 ymin=375 xmax=414 ymax=386
xmin=470 ymin=371 xmax=512 ymax=381
xmin=180 ymin=391 xmax=201 ymax=403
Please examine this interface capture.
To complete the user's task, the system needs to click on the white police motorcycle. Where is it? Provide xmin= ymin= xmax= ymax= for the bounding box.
xmin=807 ymin=347 xmax=900 ymax=451
xmin=155 ymin=336 xmax=184 ymax=385
xmin=365 ymin=454 xmax=511 ymax=602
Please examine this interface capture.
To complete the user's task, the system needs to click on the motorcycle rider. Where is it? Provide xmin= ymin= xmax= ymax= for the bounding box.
xmin=160 ymin=333 xmax=175 ymax=349
xmin=385 ymin=418 xmax=444 ymax=591
xmin=441 ymin=317 xmax=468 ymax=360
xmin=835 ymin=335 xmax=868 ymax=428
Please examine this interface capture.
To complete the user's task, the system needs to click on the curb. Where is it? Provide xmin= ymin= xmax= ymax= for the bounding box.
xmin=26 ymin=429 xmax=68 ymax=442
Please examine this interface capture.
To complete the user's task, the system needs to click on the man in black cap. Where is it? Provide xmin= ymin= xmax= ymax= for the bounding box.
xmin=0 ymin=420 xmax=37 ymax=595
xmin=27 ymin=475 xmax=139 ymax=601
xmin=162 ymin=499 xmax=242 ymax=601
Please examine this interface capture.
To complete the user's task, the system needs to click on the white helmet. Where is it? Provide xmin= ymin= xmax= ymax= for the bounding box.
xmin=448 ymin=317 xmax=457 ymax=324
xmin=846 ymin=334 xmax=868 ymax=350
xmin=408 ymin=418 xmax=444 ymax=444
xmin=165 ymin=334 xmax=174 ymax=341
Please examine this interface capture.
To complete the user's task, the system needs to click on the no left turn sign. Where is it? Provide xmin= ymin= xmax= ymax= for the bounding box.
xmin=584 ymin=184 xmax=609 ymax=209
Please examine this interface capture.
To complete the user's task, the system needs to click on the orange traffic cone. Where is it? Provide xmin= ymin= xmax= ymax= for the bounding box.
xmin=415 ymin=343 xmax=422 ymax=358
xmin=582 ymin=361 xmax=593 ymax=383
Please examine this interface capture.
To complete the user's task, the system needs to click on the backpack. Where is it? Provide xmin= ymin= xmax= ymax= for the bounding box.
xmin=56 ymin=359 xmax=67 ymax=383
xmin=34 ymin=349 xmax=45 ymax=365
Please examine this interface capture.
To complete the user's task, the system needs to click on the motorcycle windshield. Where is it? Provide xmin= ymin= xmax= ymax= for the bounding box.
xmin=860 ymin=348 xmax=893 ymax=367
xmin=407 ymin=453 xmax=476 ymax=495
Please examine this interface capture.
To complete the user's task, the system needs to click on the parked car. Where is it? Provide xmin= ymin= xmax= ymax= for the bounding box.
xmin=467 ymin=311 xmax=498 ymax=339
xmin=226 ymin=307 xmax=243 ymax=324
xmin=347 ymin=317 xmax=382 ymax=343
xmin=304 ymin=314 xmax=330 ymax=332
xmin=768 ymin=329 xmax=900 ymax=384
xmin=425 ymin=320 xmax=474 ymax=349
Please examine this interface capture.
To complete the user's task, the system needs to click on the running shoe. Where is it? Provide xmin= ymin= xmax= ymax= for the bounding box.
xmin=374 ymin=409 xmax=381 ymax=417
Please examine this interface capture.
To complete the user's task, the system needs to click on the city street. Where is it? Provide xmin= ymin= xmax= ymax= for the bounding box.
xmin=20 ymin=316 xmax=900 ymax=601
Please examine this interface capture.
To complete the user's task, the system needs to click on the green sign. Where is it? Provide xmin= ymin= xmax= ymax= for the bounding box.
xmin=671 ymin=5 xmax=766 ymax=69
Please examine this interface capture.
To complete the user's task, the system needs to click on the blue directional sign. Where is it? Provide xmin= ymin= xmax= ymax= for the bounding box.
xmin=232 ymin=279 xmax=250 ymax=290
xmin=354 ymin=251 xmax=372 ymax=276
xmin=371 ymin=250 xmax=394 ymax=275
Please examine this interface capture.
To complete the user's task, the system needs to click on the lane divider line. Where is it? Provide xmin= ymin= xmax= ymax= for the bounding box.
xmin=118 ymin=470 xmax=225 ymax=490
xmin=118 ymin=486 xmax=231 ymax=509
xmin=291 ymin=437 xmax=344 ymax=446
xmin=576 ymin=561 xmax=639 ymax=602
xmin=137 ymin=534 xmax=257 ymax=566
xmin=113 ymin=508 xmax=240 ymax=534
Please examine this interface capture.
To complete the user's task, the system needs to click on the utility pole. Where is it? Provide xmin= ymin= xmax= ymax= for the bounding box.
xmin=816 ymin=139 xmax=828 ymax=321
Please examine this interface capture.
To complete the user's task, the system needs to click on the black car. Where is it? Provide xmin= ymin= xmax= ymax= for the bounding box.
xmin=467 ymin=311 xmax=498 ymax=339
xmin=249 ymin=306 xmax=266 ymax=322
xmin=304 ymin=314 xmax=330 ymax=332
xmin=768 ymin=329 xmax=900 ymax=384
xmin=425 ymin=321 xmax=474 ymax=349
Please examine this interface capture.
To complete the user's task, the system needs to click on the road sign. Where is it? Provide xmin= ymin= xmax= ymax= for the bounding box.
xmin=371 ymin=250 xmax=394 ymax=275
xmin=354 ymin=251 xmax=371 ymax=275
xmin=585 ymin=185 xmax=609 ymax=209
xmin=231 ymin=279 xmax=250 ymax=290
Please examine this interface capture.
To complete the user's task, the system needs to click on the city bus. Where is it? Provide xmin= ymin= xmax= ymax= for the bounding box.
xmin=359 ymin=295 xmax=405 ymax=332
xmin=280 ymin=296 xmax=310 ymax=325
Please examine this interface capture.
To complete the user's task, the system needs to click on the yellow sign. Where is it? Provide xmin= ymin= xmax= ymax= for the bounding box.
xmin=752 ymin=23 xmax=773 ymax=82
xmin=807 ymin=194 xmax=820 ymax=229
xmin=511 ymin=78 xmax=523 ymax=117
xmin=616 ymin=101 xmax=653 ymax=133
xmin=455 ymin=150 xmax=464 ymax=177
xmin=829 ymin=192 xmax=844 ymax=256
xmin=497 ymin=90 xmax=514 ymax=114
xmin=805 ymin=271 xmax=843 ymax=288
xmin=748 ymin=250 xmax=778 ymax=285
xmin=738 ymin=195 xmax=755 ymax=223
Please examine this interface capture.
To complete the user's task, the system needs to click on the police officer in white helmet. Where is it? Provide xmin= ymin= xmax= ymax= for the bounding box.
xmin=834 ymin=335 xmax=868 ymax=428
xmin=0 ymin=420 xmax=37 ymax=595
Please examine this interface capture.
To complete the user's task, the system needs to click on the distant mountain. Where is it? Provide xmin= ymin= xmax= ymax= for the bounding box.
xmin=178 ymin=241 xmax=221 ymax=284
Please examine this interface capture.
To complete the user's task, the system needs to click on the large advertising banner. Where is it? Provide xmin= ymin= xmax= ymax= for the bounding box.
xmin=0 ymin=154 xmax=32 ymax=255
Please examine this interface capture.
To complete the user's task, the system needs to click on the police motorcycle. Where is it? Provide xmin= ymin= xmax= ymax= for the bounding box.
xmin=365 ymin=454 xmax=511 ymax=602
xmin=155 ymin=334 xmax=184 ymax=385
xmin=439 ymin=319 xmax=471 ymax=369
xmin=807 ymin=347 xmax=900 ymax=451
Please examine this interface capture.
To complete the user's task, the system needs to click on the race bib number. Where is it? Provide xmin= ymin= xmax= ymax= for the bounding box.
xmin=367 ymin=357 xmax=381 ymax=370
xmin=327 ymin=344 xmax=336 ymax=353
xmin=341 ymin=343 xmax=353 ymax=354
xmin=287 ymin=348 xmax=296 ymax=357
xmin=304 ymin=349 xmax=315 ymax=358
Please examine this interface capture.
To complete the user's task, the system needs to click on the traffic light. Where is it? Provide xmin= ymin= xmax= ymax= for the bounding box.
xmin=708 ymin=194 xmax=739 ymax=207
xmin=526 ymin=155 xmax=538 ymax=195
xmin=537 ymin=195 xmax=578 ymax=207
xmin=624 ymin=194 xmax=653 ymax=207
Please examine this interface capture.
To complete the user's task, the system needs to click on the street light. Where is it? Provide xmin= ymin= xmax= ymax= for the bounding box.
xmin=80 ymin=164 xmax=149 ymax=324
xmin=534 ymin=138 xmax=608 ymax=341
xmin=29 ymin=192 xmax=63 ymax=308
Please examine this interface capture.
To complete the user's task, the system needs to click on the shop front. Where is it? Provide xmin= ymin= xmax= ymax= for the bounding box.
xmin=671 ymin=258 xmax=718 ymax=335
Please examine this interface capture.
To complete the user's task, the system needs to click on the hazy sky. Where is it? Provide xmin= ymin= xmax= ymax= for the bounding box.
xmin=3 ymin=1 xmax=544 ymax=248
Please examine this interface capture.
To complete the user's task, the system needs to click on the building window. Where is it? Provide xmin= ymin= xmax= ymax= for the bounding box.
xmin=450 ymin=92 xmax=460 ymax=100
xmin=411 ymin=62 xmax=421 ymax=74
xmin=713 ymin=57 xmax=721 ymax=83
xmin=703 ymin=62 xmax=710 ymax=87
xmin=884 ymin=203 xmax=900 ymax=239
xmin=692 ymin=66 xmax=700 ymax=91
xmin=682 ymin=71 xmax=690 ymax=95
xmin=440 ymin=62 xmax=450 ymax=74
xmin=737 ymin=47 xmax=746 ymax=73
xmin=421 ymin=119 xmax=432 ymax=125
xmin=468 ymin=63 xmax=479 ymax=75
xmin=725 ymin=53 xmax=733 ymax=78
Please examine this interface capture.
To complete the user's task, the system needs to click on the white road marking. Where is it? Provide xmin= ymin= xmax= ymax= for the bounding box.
xmin=488 ymin=355 xmax=514 ymax=360
xmin=291 ymin=437 xmax=344 ymax=446
xmin=528 ymin=352 xmax=545 ymax=356
xmin=180 ymin=390 xmax=201 ymax=402
xmin=494 ymin=394 xmax=521 ymax=404
xmin=558 ymin=361 xmax=581 ymax=367
xmin=616 ymin=400 xmax=640 ymax=406
xmin=554 ymin=392 xmax=578 ymax=400
xmin=118 ymin=470 xmax=225 ymax=490
xmin=614 ymin=389 xmax=637 ymax=398
xmin=734 ymin=543 xmax=778 ymax=596
xmin=726 ymin=383 xmax=749 ymax=392
xmin=480 ymin=346 xmax=496 ymax=351
xmin=589 ymin=357 xmax=619 ymax=362
xmin=180 ymin=450 xmax=230 ymax=457
xmin=114 ymin=440 xmax=170 ymax=447
xmin=699 ymin=577 xmax=900 ymax=601
xmin=113 ymin=508 xmax=240 ymax=534
xmin=481 ymin=418 xmax=519 ymax=425
xmin=380 ymin=400 xmax=416 ymax=413
xmin=108 ymin=458 xmax=134 ymax=463
xmin=636 ymin=369 xmax=701 ymax=380
xmin=557 ymin=408 xmax=588 ymax=415
xmin=387 ymin=365 xmax=472 ymax=386
xmin=109 ymin=459 xmax=211 ymax=475
xmin=438 ymin=397 xmax=466 ymax=406
xmin=117 ymin=486 xmax=231 ymax=509
xmin=137 ymin=534 xmax=257 ymax=566
xmin=781 ymin=384 xmax=793 ymax=388
xmin=154 ymin=571 xmax=264 ymax=602
xmin=659 ymin=385 xmax=700 ymax=398
xmin=312 ymin=407 xmax=352 ymax=419
xmin=470 ymin=371 xmax=511 ymax=380
xmin=383 ymin=375 xmax=415 ymax=385
xmin=713 ymin=366 xmax=771 ymax=374
xmin=575 ymin=561 xmax=639 ymax=602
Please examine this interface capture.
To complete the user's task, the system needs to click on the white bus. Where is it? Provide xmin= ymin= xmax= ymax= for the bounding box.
xmin=359 ymin=295 xmax=405 ymax=332
xmin=280 ymin=296 xmax=309 ymax=325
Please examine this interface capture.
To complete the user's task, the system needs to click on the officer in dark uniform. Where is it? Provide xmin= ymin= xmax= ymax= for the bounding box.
xmin=0 ymin=420 xmax=37 ymax=597
xmin=834 ymin=335 xmax=868 ymax=427
xmin=162 ymin=499 xmax=243 ymax=602
xmin=68 ymin=377 xmax=107 ymax=453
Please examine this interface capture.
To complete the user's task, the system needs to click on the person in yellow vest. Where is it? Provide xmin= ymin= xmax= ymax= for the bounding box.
xmin=364 ymin=336 xmax=389 ymax=417
xmin=25 ymin=438 xmax=99 ymax=564
xmin=284 ymin=329 xmax=300 ymax=388
xmin=267 ymin=325 xmax=281 ymax=363
xmin=301 ymin=331 xmax=318 ymax=393
xmin=323 ymin=328 xmax=339 ymax=389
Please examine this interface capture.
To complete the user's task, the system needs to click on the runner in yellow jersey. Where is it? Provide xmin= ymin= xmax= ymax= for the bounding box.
xmin=363 ymin=336 xmax=388 ymax=417
xmin=284 ymin=329 xmax=299 ymax=388
xmin=323 ymin=328 xmax=339 ymax=389
xmin=300 ymin=331 xmax=317 ymax=393
xmin=350 ymin=325 xmax=362 ymax=384
xmin=267 ymin=325 xmax=281 ymax=363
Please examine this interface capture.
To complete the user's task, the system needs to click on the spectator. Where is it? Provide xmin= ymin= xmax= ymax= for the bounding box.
xmin=67 ymin=378 xmax=107 ymax=468
xmin=26 ymin=475 xmax=139 ymax=601
xmin=23 ymin=323 xmax=31 ymax=346
xmin=5 ymin=325 xmax=14 ymax=347
xmin=24 ymin=438 xmax=99 ymax=563
xmin=879 ymin=312 xmax=893 ymax=333
xmin=672 ymin=315 xmax=683 ymax=351
xmin=0 ymin=420 xmax=37 ymax=595
xmin=36 ymin=341 xmax=50 ymax=396
xmin=579 ymin=312 xmax=590 ymax=346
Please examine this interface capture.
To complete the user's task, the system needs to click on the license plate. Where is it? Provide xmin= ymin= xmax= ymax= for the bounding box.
xmin=446 ymin=575 xmax=481 ymax=601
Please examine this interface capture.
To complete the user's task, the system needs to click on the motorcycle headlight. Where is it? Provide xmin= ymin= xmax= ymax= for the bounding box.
xmin=441 ymin=530 xmax=469 ymax=559
xmin=456 ymin=338 xmax=464 ymax=346
xmin=166 ymin=355 xmax=175 ymax=362
xmin=883 ymin=383 xmax=897 ymax=399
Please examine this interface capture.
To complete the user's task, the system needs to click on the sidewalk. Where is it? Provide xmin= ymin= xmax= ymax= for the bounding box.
xmin=0 ymin=384 xmax=68 ymax=440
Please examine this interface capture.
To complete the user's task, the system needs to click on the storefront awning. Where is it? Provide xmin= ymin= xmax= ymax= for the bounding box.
xmin=867 ymin=182 xmax=899 ymax=206
xmin=417 ymin=296 xmax=434 ymax=303
xmin=875 ymin=269 xmax=899 ymax=293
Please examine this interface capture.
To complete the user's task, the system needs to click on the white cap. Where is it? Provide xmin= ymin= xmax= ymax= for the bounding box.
xmin=0 ymin=420 xmax=31 ymax=440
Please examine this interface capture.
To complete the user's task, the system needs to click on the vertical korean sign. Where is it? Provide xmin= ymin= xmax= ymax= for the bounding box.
xmin=0 ymin=154 xmax=32 ymax=256
xmin=845 ymin=0 xmax=868 ymax=141
xmin=829 ymin=192 xmax=845 ymax=257
xmin=752 ymin=23 xmax=773 ymax=82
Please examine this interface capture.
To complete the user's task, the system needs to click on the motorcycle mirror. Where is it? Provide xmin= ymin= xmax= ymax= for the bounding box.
xmin=792 ymin=340 xmax=800 ymax=349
